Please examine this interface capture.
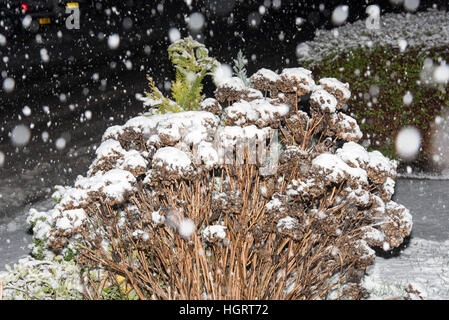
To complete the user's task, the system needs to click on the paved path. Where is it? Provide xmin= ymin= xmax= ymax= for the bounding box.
xmin=393 ymin=178 xmax=449 ymax=242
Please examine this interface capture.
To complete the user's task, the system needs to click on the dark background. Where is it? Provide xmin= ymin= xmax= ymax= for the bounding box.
xmin=0 ymin=0 xmax=447 ymax=219
xmin=1 ymin=0 xmax=447 ymax=118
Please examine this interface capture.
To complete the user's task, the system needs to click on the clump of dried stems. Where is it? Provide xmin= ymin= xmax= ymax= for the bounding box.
xmin=76 ymin=113 xmax=370 ymax=300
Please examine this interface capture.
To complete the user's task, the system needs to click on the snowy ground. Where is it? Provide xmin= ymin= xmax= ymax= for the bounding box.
xmin=363 ymin=237 xmax=449 ymax=299
xmin=359 ymin=177 xmax=449 ymax=299
xmin=0 ymin=199 xmax=52 ymax=270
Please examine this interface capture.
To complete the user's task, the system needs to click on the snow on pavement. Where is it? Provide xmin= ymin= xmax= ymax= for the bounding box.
xmin=363 ymin=238 xmax=449 ymax=299
xmin=393 ymin=178 xmax=449 ymax=241
xmin=363 ymin=177 xmax=449 ymax=299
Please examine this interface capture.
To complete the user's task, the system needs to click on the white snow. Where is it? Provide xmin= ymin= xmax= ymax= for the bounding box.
xmin=225 ymin=99 xmax=289 ymax=126
xmin=363 ymin=237 xmax=449 ymax=300
xmin=56 ymin=208 xmax=86 ymax=232
xmin=365 ymin=5 xmax=381 ymax=30
xmin=95 ymin=139 xmax=125 ymax=158
xmin=217 ymin=76 xmax=246 ymax=91
xmin=151 ymin=210 xmax=165 ymax=225
xmin=200 ymin=98 xmax=219 ymax=108
xmin=212 ymin=62 xmax=233 ymax=86
xmin=336 ymin=141 xmax=370 ymax=168
xmin=21 ymin=15 xmax=32 ymax=28
xmin=295 ymin=17 xmax=305 ymax=26
xmin=120 ymin=150 xmax=148 ymax=170
xmin=310 ymin=88 xmax=338 ymax=113
xmin=319 ymin=78 xmax=351 ymax=100
xmin=367 ymin=150 xmax=397 ymax=174
xmin=295 ymin=43 xmax=310 ymax=59
xmin=168 ymin=27 xmax=181 ymax=43
xmin=265 ymin=197 xmax=284 ymax=211
xmin=383 ymin=177 xmax=396 ymax=198
xmin=280 ymin=67 xmax=315 ymax=91
xmin=0 ymin=33 xmax=6 ymax=46
xmin=403 ymin=91 xmax=413 ymax=105
xmin=395 ymin=126 xmax=421 ymax=160
xmin=277 ymin=216 xmax=299 ymax=232
xmin=202 ymin=225 xmax=227 ymax=241
xmin=250 ymin=99 xmax=290 ymax=121
xmin=55 ymin=137 xmax=67 ymax=150
xmin=75 ymin=169 xmax=136 ymax=204
xmin=2 ymin=77 xmax=15 ymax=93
xmin=0 ymin=256 xmax=83 ymax=300
xmin=22 ymin=106 xmax=31 ymax=117
xmin=312 ymin=153 xmax=368 ymax=185
xmin=152 ymin=147 xmax=192 ymax=172
xmin=334 ymin=113 xmax=363 ymax=141
xmin=398 ymin=39 xmax=408 ymax=52
xmin=251 ymin=68 xmax=281 ymax=83
xmin=107 ymin=34 xmax=120 ymax=49
xmin=299 ymin=9 xmax=449 ymax=67
xmin=433 ymin=64 xmax=449 ymax=84
xmin=404 ymin=0 xmax=420 ymax=12
xmin=40 ymin=48 xmax=49 ymax=63
xmin=187 ymin=12 xmax=205 ymax=31
xmin=194 ymin=141 xmax=219 ymax=169
xmin=178 ymin=218 xmax=196 ymax=238
xmin=10 ymin=124 xmax=31 ymax=147
xmin=386 ymin=200 xmax=413 ymax=232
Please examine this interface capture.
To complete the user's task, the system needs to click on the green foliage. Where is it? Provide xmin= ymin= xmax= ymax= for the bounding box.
xmin=64 ymin=248 xmax=76 ymax=262
xmin=144 ymin=76 xmax=182 ymax=114
xmin=32 ymin=238 xmax=45 ymax=260
xmin=233 ymin=49 xmax=252 ymax=88
xmin=144 ymin=36 xmax=217 ymax=114
xmin=0 ymin=256 xmax=83 ymax=300
xmin=308 ymin=45 xmax=449 ymax=164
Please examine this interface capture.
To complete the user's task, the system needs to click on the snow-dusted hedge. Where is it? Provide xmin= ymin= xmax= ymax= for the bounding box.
xmin=297 ymin=9 xmax=449 ymax=168
xmin=297 ymin=9 xmax=449 ymax=68
xmin=6 ymin=66 xmax=413 ymax=300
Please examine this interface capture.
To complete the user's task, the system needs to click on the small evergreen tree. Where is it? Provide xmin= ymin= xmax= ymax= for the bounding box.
xmin=143 ymin=37 xmax=217 ymax=114
xmin=233 ymin=49 xmax=252 ymax=88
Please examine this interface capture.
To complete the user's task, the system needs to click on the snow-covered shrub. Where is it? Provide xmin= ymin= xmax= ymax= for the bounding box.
xmin=0 ymin=256 xmax=83 ymax=300
xmin=24 ymin=66 xmax=412 ymax=300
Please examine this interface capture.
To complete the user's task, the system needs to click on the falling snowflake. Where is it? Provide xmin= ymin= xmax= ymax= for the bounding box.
xmin=331 ymin=5 xmax=349 ymax=26
xmin=403 ymin=91 xmax=413 ymax=105
xmin=433 ymin=64 xmax=449 ymax=84
xmin=178 ymin=218 xmax=196 ymax=239
xmin=168 ymin=27 xmax=181 ymax=43
xmin=2 ymin=77 xmax=15 ymax=93
xmin=187 ymin=12 xmax=205 ymax=32
xmin=395 ymin=126 xmax=421 ymax=160
xmin=10 ymin=124 xmax=31 ymax=147
xmin=107 ymin=34 xmax=120 ymax=49
xmin=0 ymin=151 xmax=5 ymax=167
xmin=404 ymin=0 xmax=420 ymax=12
